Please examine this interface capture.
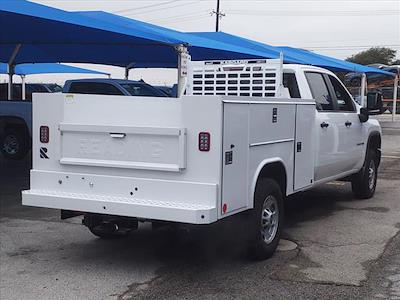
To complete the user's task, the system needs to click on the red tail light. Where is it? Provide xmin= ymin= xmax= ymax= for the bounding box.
xmin=40 ymin=126 xmax=49 ymax=143
xmin=198 ymin=132 xmax=210 ymax=152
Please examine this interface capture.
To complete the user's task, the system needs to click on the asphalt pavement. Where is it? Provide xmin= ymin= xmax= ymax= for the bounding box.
xmin=1 ymin=115 xmax=399 ymax=300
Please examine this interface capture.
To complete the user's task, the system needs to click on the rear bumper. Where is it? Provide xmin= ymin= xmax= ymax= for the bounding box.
xmin=22 ymin=170 xmax=218 ymax=224
xmin=22 ymin=190 xmax=217 ymax=224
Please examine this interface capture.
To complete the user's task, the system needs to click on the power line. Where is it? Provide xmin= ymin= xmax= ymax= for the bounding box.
xmin=304 ymin=45 xmax=400 ymax=51
xmin=226 ymin=9 xmax=400 ymax=16
xmin=122 ymin=1 xmax=202 ymax=17
xmin=36 ymin=0 xmax=400 ymax=2
xmin=166 ymin=14 xmax=211 ymax=25
xmin=146 ymin=10 xmax=210 ymax=22
xmin=112 ymin=0 xmax=180 ymax=14
xmin=305 ymin=45 xmax=400 ymax=48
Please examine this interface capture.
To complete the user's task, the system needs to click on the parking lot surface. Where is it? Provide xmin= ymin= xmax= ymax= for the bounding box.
xmin=1 ymin=116 xmax=399 ymax=300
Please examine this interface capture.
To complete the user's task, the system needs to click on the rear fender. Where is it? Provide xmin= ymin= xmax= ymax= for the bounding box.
xmin=250 ymin=158 xmax=288 ymax=209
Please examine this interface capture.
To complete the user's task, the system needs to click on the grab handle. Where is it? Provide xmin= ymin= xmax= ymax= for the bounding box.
xmin=109 ymin=133 xmax=126 ymax=138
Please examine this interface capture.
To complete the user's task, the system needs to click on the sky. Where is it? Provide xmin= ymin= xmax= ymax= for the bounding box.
xmin=1 ymin=0 xmax=399 ymax=85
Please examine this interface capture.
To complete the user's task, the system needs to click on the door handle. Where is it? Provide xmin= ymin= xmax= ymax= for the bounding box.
xmin=320 ymin=122 xmax=329 ymax=128
xmin=110 ymin=133 xmax=126 ymax=138
xmin=345 ymin=121 xmax=352 ymax=127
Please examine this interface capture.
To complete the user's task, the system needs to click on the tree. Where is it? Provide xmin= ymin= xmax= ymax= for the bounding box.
xmin=392 ymin=59 xmax=400 ymax=65
xmin=346 ymin=47 xmax=397 ymax=65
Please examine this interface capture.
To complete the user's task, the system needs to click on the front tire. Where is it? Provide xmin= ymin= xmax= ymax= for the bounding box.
xmin=351 ymin=150 xmax=378 ymax=199
xmin=248 ymin=178 xmax=284 ymax=260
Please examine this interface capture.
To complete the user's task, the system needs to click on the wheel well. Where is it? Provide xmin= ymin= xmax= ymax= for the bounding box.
xmin=368 ymin=133 xmax=381 ymax=151
xmin=367 ymin=133 xmax=381 ymax=166
xmin=0 ymin=117 xmax=29 ymax=136
xmin=255 ymin=162 xmax=287 ymax=197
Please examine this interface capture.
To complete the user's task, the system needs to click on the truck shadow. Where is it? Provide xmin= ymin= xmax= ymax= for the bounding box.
xmin=284 ymin=182 xmax=354 ymax=228
xmin=0 ymin=155 xmax=362 ymax=266
xmin=69 ymin=182 xmax=353 ymax=266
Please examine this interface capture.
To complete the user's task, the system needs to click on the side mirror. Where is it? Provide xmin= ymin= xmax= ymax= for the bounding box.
xmin=366 ymin=92 xmax=384 ymax=115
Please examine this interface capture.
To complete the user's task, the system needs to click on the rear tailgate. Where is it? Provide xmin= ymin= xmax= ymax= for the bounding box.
xmin=23 ymin=94 xmax=223 ymax=224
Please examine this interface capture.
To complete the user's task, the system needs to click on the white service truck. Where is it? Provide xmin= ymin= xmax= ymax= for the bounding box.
xmin=22 ymin=60 xmax=384 ymax=259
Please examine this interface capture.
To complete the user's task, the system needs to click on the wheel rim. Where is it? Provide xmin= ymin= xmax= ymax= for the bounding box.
xmin=368 ymin=159 xmax=376 ymax=191
xmin=260 ymin=195 xmax=279 ymax=244
xmin=3 ymin=135 xmax=19 ymax=155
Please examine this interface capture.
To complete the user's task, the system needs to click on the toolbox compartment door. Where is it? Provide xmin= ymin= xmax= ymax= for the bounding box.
xmin=221 ymin=103 xmax=249 ymax=214
xmin=59 ymin=124 xmax=186 ymax=172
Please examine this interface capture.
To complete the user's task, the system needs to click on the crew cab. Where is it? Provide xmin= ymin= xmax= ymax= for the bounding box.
xmin=22 ymin=60 xmax=383 ymax=259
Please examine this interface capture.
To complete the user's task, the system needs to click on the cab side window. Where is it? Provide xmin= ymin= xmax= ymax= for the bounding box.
xmin=283 ymin=73 xmax=301 ymax=98
xmin=328 ymin=75 xmax=355 ymax=112
xmin=305 ymin=72 xmax=334 ymax=111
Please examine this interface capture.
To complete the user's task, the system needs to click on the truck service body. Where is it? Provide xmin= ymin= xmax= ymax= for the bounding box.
xmin=22 ymin=60 xmax=382 ymax=258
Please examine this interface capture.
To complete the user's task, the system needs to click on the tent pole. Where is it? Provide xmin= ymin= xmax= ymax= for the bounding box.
xmin=7 ymin=44 xmax=22 ymax=100
xmin=125 ymin=63 xmax=135 ymax=80
xmin=7 ymin=64 xmax=14 ymax=100
xmin=21 ymin=75 xmax=26 ymax=100
xmin=360 ymin=73 xmax=367 ymax=107
xmin=392 ymin=74 xmax=398 ymax=122
xmin=125 ymin=68 xmax=129 ymax=80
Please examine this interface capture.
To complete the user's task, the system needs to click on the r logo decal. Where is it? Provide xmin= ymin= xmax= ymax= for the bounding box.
xmin=40 ymin=147 xmax=49 ymax=159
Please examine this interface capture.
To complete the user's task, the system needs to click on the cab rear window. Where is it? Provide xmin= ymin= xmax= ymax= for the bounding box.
xmin=283 ymin=73 xmax=301 ymax=98
xmin=68 ymin=82 xmax=124 ymax=95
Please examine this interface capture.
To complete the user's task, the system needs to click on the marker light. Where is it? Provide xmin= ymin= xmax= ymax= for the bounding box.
xmin=40 ymin=126 xmax=49 ymax=143
xmin=198 ymin=132 xmax=211 ymax=152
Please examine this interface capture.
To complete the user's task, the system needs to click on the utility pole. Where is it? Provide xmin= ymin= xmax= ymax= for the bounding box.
xmin=211 ymin=0 xmax=225 ymax=32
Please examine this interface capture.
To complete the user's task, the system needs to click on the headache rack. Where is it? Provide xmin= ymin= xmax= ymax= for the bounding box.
xmin=186 ymin=59 xmax=283 ymax=98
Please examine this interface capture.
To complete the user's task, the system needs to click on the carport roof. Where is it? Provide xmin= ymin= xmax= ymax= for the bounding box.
xmin=1 ymin=1 xmax=394 ymax=77
xmin=0 ymin=1 xmax=280 ymax=68
xmin=189 ymin=32 xmax=394 ymax=76
xmin=0 ymin=63 xmax=109 ymax=76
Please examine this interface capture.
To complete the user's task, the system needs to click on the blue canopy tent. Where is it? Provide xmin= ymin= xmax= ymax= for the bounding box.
xmin=0 ymin=1 xmax=281 ymax=67
xmin=76 ymin=11 xmax=298 ymax=82
xmin=0 ymin=62 xmax=109 ymax=100
xmin=0 ymin=0 xmax=290 ymax=98
xmin=76 ymin=11 xmax=287 ymax=66
xmin=189 ymin=32 xmax=394 ymax=76
xmin=189 ymin=32 xmax=396 ymax=109
xmin=1 ymin=1 xmax=396 ymax=111
xmin=277 ymin=46 xmax=394 ymax=76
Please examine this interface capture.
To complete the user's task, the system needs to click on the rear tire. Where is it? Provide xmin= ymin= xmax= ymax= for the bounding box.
xmin=83 ymin=214 xmax=137 ymax=239
xmin=247 ymin=178 xmax=284 ymax=260
xmin=351 ymin=150 xmax=378 ymax=199
xmin=88 ymin=224 xmax=133 ymax=239
xmin=0 ymin=128 xmax=29 ymax=160
xmin=88 ymin=225 xmax=125 ymax=239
